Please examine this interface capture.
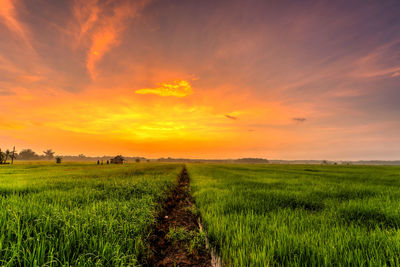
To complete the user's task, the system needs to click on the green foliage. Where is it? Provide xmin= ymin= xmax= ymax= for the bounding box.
xmin=188 ymin=230 xmax=206 ymax=254
xmin=183 ymin=204 xmax=199 ymax=217
xmin=0 ymin=162 xmax=182 ymax=265
xmin=166 ymin=226 xmax=206 ymax=254
xmin=43 ymin=149 xmax=55 ymax=159
xmin=18 ymin=149 xmax=40 ymax=160
xmin=188 ymin=163 xmax=400 ymax=266
xmin=0 ymin=149 xmax=11 ymax=164
xmin=166 ymin=227 xmax=190 ymax=243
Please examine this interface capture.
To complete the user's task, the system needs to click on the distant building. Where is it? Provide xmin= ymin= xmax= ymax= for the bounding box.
xmin=110 ymin=155 xmax=125 ymax=164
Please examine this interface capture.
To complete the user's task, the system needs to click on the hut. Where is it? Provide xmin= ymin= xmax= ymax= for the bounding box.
xmin=110 ymin=155 xmax=125 ymax=164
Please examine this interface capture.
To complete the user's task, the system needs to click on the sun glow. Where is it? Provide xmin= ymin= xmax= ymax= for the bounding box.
xmin=135 ymin=80 xmax=193 ymax=97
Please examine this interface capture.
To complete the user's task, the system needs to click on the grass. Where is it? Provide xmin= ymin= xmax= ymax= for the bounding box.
xmin=188 ymin=163 xmax=400 ymax=266
xmin=166 ymin=226 xmax=206 ymax=254
xmin=0 ymin=162 xmax=182 ymax=266
xmin=2 ymin=162 xmax=400 ymax=265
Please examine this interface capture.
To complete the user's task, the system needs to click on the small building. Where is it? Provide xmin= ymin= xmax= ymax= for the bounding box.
xmin=110 ymin=155 xmax=125 ymax=164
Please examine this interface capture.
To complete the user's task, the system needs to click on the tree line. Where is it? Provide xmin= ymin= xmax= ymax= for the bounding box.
xmin=0 ymin=148 xmax=57 ymax=164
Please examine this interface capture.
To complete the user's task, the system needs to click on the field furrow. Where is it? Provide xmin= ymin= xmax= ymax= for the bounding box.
xmin=148 ymin=166 xmax=211 ymax=266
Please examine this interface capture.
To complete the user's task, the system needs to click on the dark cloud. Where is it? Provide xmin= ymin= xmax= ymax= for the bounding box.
xmin=292 ymin=117 xmax=306 ymax=122
xmin=0 ymin=89 xmax=14 ymax=96
xmin=225 ymin=114 xmax=238 ymax=120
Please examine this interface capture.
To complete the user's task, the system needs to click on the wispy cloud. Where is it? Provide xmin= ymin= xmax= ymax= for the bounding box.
xmin=0 ymin=0 xmax=33 ymax=50
xmin=73 ymin=0 xmax=149 ymax=79
xmin=392 ymin=72 xmax=400 ymax=77
xmin=225 ymin=114 xmax=238 ymax=120
xmin=0 ymin=88 xmax=14 ymax=96
xmin=0 ymin=0 xmax=25 ymax=38
xmin=293 ymin=117 xmax=306 ymax=123
xmin=135 ymin=80 xmax=193 ymax=97
xmin=351 ymin=40 xmax=400 ymax=79
xmin=73 ymin=0 xmax=100 ymax=41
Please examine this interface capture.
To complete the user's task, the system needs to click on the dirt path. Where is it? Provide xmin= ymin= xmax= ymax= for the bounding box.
xmin=148 ymin=166 xmax=212 ymax=266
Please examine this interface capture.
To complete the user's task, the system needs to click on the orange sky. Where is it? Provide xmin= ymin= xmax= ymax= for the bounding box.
xmin=0 ymin=0 xmax=399 ymax=160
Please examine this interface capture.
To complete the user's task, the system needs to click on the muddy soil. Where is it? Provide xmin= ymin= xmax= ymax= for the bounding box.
xmin=147 ymin=166 xmax=211 ymax=266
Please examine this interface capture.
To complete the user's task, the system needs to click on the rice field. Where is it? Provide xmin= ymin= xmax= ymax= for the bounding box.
xmin=0 ymin=162 xmax=182 ymax=266
xmin=2 ymin=162 xmax=400 ymax=266
xmin=188 ymin=163 xmax=400 ymax=266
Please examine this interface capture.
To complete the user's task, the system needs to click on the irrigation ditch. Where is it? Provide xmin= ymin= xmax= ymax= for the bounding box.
xmin=147 ymin=165 xmax=221 ymax=266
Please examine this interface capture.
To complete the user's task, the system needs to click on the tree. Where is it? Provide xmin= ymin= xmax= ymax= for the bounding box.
xmin=0 ymin=149 xmax=4 ymax=164
xmin=4 ymin=150 xmax=10 ymax=164
xmin=10 ymin=146 xmax=16 ymax=164
xmin=135 ymin=158 xmax=140 ymax=163
xmin=0 ymin=148 xmax=15 ymax=164
xmin=43 ymin=149 xmax=55 ymax=159
xmin=18 ymin=149 xmax=39 ymax=160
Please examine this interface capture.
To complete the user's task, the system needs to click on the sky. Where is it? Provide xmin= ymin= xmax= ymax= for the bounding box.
xmin=0 ymin=0 xmax=399 ymax=160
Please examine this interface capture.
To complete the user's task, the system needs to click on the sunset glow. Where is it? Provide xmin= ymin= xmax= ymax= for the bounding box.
xmin=135 ymin=80 xmax=193 ymax=97
xmin=0 ymin=0 xmax=399 ymax=159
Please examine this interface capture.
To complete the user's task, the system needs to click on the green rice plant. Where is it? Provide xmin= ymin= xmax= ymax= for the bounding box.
xmin=183 ymin=204 xmax=199 ymax=217
xmin=166 ymin=227 xmax=206 ymax=254
xmin=188 ymin=163 xmax=400 ymax=266
xmin=188 ymin=230 xmax=206 ymax=254
xmin=166 ymin=227 xmax=190 ymax=243
xmin=0 ymin=162 xmax=183 ymax=266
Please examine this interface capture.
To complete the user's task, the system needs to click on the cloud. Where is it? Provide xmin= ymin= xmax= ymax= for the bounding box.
xmin=73 ymin=0 xmax=149 ymax=79
xmin=17 ymin=75 xmax=43 ymax=83
xmin=73 ymin=0 xmax=100 ymax=41
xmin=0 ymin=0 xmax=35 ymax=51
xmin=0 ymin=116 xmax=25 ymax=129
xmin=392 ymin=72 xmax=400 ymax=77
xmin=351 ymin=40 xmax=400 ymax=79
xmin=292 ymin=117 xmax=306 ymax=122
xmin=0 ymin=0 xmax=25 ymax=38
xmin=355 ymin=66 xmax=400 ymax=78
xmin=0 ymin=88 xmax=14 ymax=96
xmin=135 ymin=80 xmax=193 ymax=97
xmin=86 ymin=25 xmax=121 ymax=79
xmin=225 ymin=114 xmax=238 ymax=120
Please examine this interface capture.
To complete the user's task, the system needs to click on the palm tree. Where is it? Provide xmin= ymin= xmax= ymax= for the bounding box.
xmin=10 ymin=153 xmax=16 ymax=164
xmin=4 ymin=150 xmax=10 ymax=164
xmin=0 ymin=149 xmax=4 ymax=164
xmin=10 ymin=147 xmax=16 ymax=164
xmin=43 ymin=149 xmax=55 ymax=159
